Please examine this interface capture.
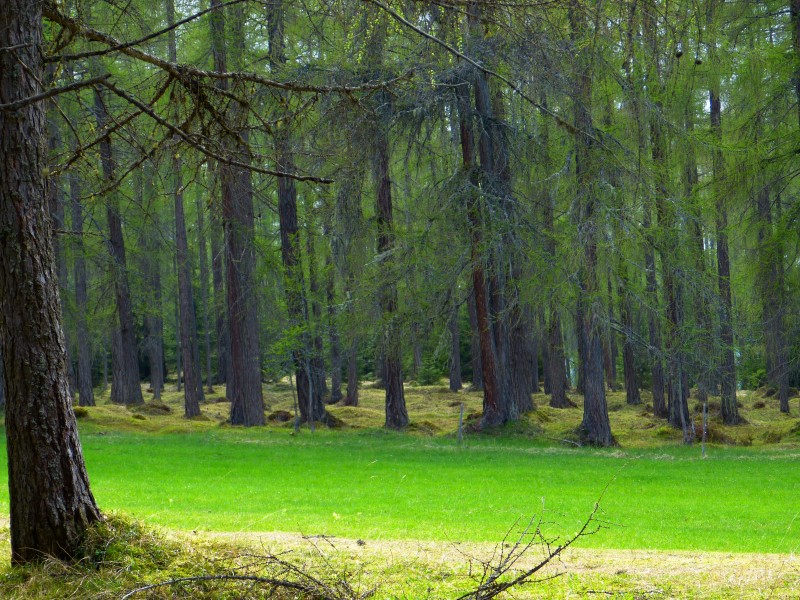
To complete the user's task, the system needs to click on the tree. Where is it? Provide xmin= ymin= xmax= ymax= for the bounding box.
xmin=0 ymin=0 xmax=101 ymax=563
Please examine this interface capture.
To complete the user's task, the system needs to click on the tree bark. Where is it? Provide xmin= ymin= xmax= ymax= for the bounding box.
xmin=709 ymin=0 xmax=739 ymax=425
xmin=466 ymin=289 xmax=484 ymax=391
xmin=456 ymin=81 xmax=505 ymax=427
xmin=136 ymin=165 xmax=164 ymax=400
xmin=374 ymin=130 xmax=409 ymax=429
xmin=69 ymin=131 xmax=95 ymax=407
xmin=269 ymin=0 xmax=326 ymax=424
xmin=0 ymin=0 xmax=102 ymax=562
xmin=196 ymin=193 xmax=215 ymax=393
xmin=570 ymin=0 xmax=613 ymax=446
xmin=449 ymin=302 xmax=463 ymax=392
xmin=94 ymin=86 xmax=143 ymax=406
xmin=325 ymin=234 xmax=343 ymax=403
xmin=168 ymin=0 xmax=204 ymax=417
xmin=219 ymin=0 xmax=264 ymax=425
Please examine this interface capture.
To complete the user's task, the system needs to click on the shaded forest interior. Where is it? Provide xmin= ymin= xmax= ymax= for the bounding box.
xmin=8 ymin=0 xmax=800 ymax=449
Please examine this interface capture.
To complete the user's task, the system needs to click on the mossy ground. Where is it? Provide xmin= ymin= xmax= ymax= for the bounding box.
xmin=72 ymin=377 xmax=800 ymax=449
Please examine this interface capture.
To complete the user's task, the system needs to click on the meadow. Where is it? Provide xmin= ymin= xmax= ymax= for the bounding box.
xmin=1 ymin=381 xmax=799 ymax=598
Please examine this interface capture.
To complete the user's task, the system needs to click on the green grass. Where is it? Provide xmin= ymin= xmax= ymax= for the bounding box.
xmin=2 ymin=383 xmax=800 ymax=598
xmin=0 ymin=425 xmax=797 ymax=553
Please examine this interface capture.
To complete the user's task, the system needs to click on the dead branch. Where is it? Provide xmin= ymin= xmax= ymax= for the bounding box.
xmin=0 ymin=74 xmax=110 ymax=111
xmin=455 ymin=502 xmax=604 ymax=600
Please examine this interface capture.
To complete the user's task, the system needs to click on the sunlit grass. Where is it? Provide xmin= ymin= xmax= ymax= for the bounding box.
xmin=1 ymin=380 xmax=798 ymax=554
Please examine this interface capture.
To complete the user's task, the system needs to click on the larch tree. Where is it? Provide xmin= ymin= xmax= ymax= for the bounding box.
xmin=0 ymin=0 xmax=102 ymax=563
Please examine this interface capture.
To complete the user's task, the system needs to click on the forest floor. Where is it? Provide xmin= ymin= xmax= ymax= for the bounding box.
xmin=0 ymin=380 xmax=799 ymax=598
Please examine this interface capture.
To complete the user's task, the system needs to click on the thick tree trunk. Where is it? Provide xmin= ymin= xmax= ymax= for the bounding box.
xmin=449 ymin=303 xmax=463 ymax=392
xmin=221 ymin=1 xmax=264 ymax=425
xmin=69 ymin=139 xmax=95 ymax=407
xmin=0 ymin=0 xmax=102 ymax=562
xmin=94 ymin=88 xmax=143 ymax=406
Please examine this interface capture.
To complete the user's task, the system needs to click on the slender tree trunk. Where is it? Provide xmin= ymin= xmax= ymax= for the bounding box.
xmin=47 ymin=107 xmax=76 ymax=398
xmin=374 ymin=130 xmax=409 ymax=429
xmin=466 ymin=289 xmax=484 ymax=391
xmin=709 ymin=0 xmax=739 ymax=425
xmin=449 ymin=302 xmax=463 ymax=392
xmin=168 ymin=0 xmax=203 ymax=417
xmin=94 ymin=86 xmax=143 ymax=406
xmin=137 ymin=165 xmax=165 ymax=400
xmin=306 ymin=210 xmax=329 ymax=401
xmin=0 ymin=0 xmax=102 ymax=562
xmin=618 ymin=265 xmax=640 ymax=405
xmin=269 ymin=0 xmax=326 ymax=424
xmin=69 ymin=131 xmax=95 ymax=407
xmin=457 ymin=81 xmax=505 ymax=427
xmin=570 ymin=0 xmax=613 ymax=446
xmin=324 ymin=228 xmax=343 ymax=403
xmin=196 ymin=194 xmax=215 ymax=393
xmin=643 ymin=3 xmax=691 ymax=440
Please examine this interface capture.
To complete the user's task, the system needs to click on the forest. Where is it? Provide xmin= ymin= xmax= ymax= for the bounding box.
xmin=1 ymin=0 xmax=800 ymax=596
xmin=7 ymin=0 xmax=797 ymax=441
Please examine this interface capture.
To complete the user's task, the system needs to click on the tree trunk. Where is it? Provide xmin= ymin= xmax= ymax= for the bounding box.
xmin=456 ymin=81 xmax=505 ymax=427
xmin=94 ymin=87 xmax=143 ymax=406
xmin=305 ymin=210 xmax=329 ymax=402
xmin=324 ymin=229 xmax=343 ymax=403
xmin=374 ymin=130 xmax=409 ymax=429
xmin=0 ymin=0 xmax=102 ymax=562
xmin=570 ymin=0 xmax=613 ymax=446
xmin=449 ymin=302 xmax=463 ymax=392
xmin=708 ymin=1 xmax=739 ymax=425
xmin=168 ymin=0 xmax=204 ymax=417
xmin=47 ymin=107 xmax=75 ymax=398
xmin=618 ymin=267 xmax=640 ymax=405
xmin=269 ymin=0 xmax=326 ymax=424
xmin=69 ymin=133 xmax=95 ymax=407
xmin=215 ymin=0 xmax=264 ymax=425
xmin=643 ymin=2 xmax=691 ymax=440
xmin=466 ymin=289 xmax=484 ymax=391
xmin=196 ymin=193 xmax=215 ymax=393
xmin=135 ymin=164 xmax=164 ymax=400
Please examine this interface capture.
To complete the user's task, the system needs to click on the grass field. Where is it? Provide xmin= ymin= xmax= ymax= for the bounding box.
xmin=1 ymin=381 xmax=799 ymax=598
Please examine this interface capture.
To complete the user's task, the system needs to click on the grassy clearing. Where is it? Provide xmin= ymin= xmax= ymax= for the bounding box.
xmin=1 ymin=381 xmax=799 ymax=598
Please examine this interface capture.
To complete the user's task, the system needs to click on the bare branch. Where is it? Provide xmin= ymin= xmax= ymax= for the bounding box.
xmin=43 ymin=2 xmax=411 ymax=95
xmin=100 ymin=80 xmax=334 ymax=183
xmin=0 ymin=74 xmax=110 ymax=111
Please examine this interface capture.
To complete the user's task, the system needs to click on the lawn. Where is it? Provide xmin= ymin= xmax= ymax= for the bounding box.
xmin=0 ymin=397 xmax=798 ymax=553
xmin=1 ymin=383 xmax=800 ymax=598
